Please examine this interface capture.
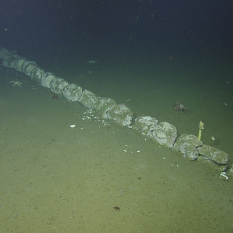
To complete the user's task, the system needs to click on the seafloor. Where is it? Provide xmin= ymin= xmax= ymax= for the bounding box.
xmin=0 ymin=49 xmax=233 ymax=232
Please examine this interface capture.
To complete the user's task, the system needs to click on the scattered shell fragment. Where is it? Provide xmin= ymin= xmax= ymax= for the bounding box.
xmin=69 ymin=125 xmax=76 ymax=128
xmin=219 ymin=172 xmax=229 ymax=180
xmin=211 ymin=136 xmax=215 ymax=141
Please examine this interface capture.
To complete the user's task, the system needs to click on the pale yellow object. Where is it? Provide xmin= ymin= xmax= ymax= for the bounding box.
xmin=198 ymin=121 xmax=204 ymax=141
